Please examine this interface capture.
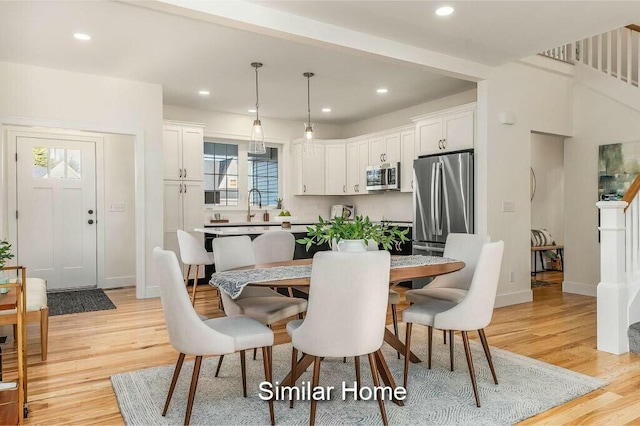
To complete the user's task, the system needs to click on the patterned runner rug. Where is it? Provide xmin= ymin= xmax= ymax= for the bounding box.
xmin=111 ymin=324 xmax=605 ymax=425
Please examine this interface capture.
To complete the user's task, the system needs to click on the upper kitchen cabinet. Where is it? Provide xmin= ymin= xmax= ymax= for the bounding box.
xmin=369 ymin=132 xmax=401 ymax=165
xmin=346 ymin=138 xmax=369 ymax=195
xmin=291 ymin=142 xmax=326 ymax=195
xmin=162 ymin=123 xmax=205 ymax=181
xmin=413 ymin=103 xmax=475 ymax=157
xmin=400 ymin=129 xmax=415 ymax=193
xmin=325 ymin=142 xmax=346 ymax=195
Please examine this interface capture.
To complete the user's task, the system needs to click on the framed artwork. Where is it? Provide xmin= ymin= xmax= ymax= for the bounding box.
xmin=598 ymin=142 xmax=640 ymax=201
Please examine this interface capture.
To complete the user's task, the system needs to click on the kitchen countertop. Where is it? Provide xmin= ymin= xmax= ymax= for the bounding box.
xmin=203 ymin=221 xmax=412 ymax=228
xmin=195 ymin=226 xmax=312 ymax=235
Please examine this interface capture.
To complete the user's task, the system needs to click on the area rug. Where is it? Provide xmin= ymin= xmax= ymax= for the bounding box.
xmin=531 ymin=279 xmax=554 ymax=288
xmin=47 ymin=289 xmax=116 ymax=316
xmin=111 ymin=324 xmax=604 ymax=425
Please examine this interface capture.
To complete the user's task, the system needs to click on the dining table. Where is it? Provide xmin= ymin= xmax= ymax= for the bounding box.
xmin=209 ymin=254 xmax=464 ymax=406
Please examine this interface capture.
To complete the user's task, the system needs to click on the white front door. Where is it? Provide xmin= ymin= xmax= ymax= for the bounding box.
xmin=16 ymin=136 xmax=97 ymax=290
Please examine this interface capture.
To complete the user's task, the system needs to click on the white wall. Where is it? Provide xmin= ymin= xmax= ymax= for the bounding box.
xmin=103 ymin=134 xmax=136 ymax=287
xmin=341 ymin=89 xmax=477 ymax=138
xmin=477 ymin=57 xmax=574 ymax=307
xmin=0 ymin=61 xmax=163 ymax=298
xmin=564 ymin=82 xmax=640 ymax=296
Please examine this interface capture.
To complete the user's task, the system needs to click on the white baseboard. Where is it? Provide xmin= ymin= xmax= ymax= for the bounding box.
xmin=563 ymin=281 xmax=597 ymax=297
xmin=100 ymin=276 xmax=136 ymax=290
xmin=143 ymin=285 xmax=160 ymax=299
xmin=495 ymin=290 xmax=533 ymax=308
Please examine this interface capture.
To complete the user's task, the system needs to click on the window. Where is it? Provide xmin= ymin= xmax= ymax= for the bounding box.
xmin=33 ymin=147 xmax=81 ymax=179
xmin=248 ymin=147 xmax=279 ymax=206
xmin=204 ymin=142 xmax=238 ymax=206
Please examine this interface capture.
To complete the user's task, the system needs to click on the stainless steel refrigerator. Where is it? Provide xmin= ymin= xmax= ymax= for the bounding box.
xmin=413 ymin=150 xmax=474 ymax=263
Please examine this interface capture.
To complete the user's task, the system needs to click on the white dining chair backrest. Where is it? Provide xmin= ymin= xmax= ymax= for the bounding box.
xmin=176 ymin=230 xmax=213 ymax=266
xmin=292 ymin=251 xmax=391 ymax=357
xmin=429 ymin=233 xmax=490 ymax=290
xmin=253 ymin=231 xmax=295 ymax=264
xmin=152 ymin=247 xmax=234 ymax=354
xmin=434 ymin=241 xmax=504 ymax=332
xmin=212 ymin=236 xmax=256 ymax=272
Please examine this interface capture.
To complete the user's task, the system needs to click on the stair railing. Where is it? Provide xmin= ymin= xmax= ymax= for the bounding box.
xmin=597 ymin=174 xmax=640 ymax=354
xmin=541 ymin=25 xmax=639 ymax=88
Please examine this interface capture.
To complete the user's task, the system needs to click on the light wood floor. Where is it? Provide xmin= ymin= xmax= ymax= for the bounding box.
xmin=9 ymin=273 xmax=640 ymax=425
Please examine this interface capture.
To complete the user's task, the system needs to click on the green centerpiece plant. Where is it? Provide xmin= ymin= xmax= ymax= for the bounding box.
xmin=0 ymin=240 xmax=15 ymax=285
xmin=296 ymin=215 xmax=409 ymax=251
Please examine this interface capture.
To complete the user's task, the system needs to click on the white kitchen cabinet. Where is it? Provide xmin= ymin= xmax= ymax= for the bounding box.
xmin=369 ymin=132 xmax=401 ymax=164
xmin=325 ymin=143 xmax=346 ymax=195
xmin=291 ymin=142 xmax=325 ymax=195
xmin=163 ymin=180 xmax=204 ymax=275
xmin=400 ymin=129 xmax=415 ymax=193
xmin=414 ymin=104 xmax=475 ymax=157
xmin=162 ymin=123 xmax=204 ymax=181
xmin=346 ymin=138 xmax=369 ymax=195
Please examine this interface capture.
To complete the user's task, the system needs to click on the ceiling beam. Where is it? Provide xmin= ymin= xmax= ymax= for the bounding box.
xmin=131 ymin=0 xmax=490 ymax=82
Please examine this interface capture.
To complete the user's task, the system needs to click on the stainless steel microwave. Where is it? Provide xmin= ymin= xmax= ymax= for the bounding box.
xmin=366 ymin=162 xmax=400 ymax=191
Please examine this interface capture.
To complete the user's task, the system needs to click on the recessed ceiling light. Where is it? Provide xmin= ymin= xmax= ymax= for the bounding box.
xmin=376 ymin=88 xmax=388 ymax=94
xmin=198 ymin=90 xmax=210 ymax=96
xmin=73 ymin=33 xmax=91 ymax=41
xmin=435 ymin=6 xmax=454 ymax=16
xmin=248 ymin=109 xmax=257 ymax=113
xmin=322 ymin=108 xmax=332 ymax=113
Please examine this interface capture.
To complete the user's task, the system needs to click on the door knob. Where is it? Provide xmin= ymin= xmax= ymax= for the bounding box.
xmin=88 ymin=209 xmax=94 ymax=214
xmin=88 ymin=219 xmax=95 ymax=225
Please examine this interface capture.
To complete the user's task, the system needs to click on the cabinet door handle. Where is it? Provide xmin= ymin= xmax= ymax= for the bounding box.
xmin=303 ymin=184 xmax=306 ymax=193
xmin=183 ymin=168 xmax=187 ymax=178
xmin=179 ymin=184 xmax=182 ymax=193
xmin=383 ymin=153 xmax=386 ymax=162
xmin=411 ymin=180 xmax=414 ymax=189
xmin=354 ymin=185 xmax=357 ymax=192
xmin=442 ymin=138 xmax=446 ymax=149
xmin=179 ymin=168 xmax=182 ymax=178
xmin=343 ymin=185 xmax=346 ymax=193
xmin=184 ymin=184 xmax=187 ymax=193
xmin=438 ymin=139 xmax=443 ymax=150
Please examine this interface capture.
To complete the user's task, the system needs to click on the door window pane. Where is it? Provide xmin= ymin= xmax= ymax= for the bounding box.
xmin=33 ymin=147 xmax=81 ymax=179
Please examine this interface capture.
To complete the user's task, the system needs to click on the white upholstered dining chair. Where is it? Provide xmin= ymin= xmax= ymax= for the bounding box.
xmin=286 ymin=250 xmax=391 ymax=425
xmin=213 ymin=235 xmax=307 ymax=365
xmin=402 ymin=241 xmax=504 ymax=407
xmin=152 ymin=247 xmax=275 ymax=425
xmin=176 ymin=230 xmax=216 ymax=307
xmin=253 ymin=231 xmax=296 ymax=297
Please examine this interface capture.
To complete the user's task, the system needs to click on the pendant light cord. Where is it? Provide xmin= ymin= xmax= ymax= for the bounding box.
xmin=255 ymin=65 xmax=259 ymax=121
xmin=307 ymin=74 xmax=311 ymax=124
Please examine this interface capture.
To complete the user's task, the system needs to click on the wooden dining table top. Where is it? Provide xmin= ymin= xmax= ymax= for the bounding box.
xmin=233 ymin=257 xmax=465 ymax=287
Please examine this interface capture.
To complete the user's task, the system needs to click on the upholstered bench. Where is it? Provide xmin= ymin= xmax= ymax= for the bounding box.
xmin=0 ymin=278 xmax=48 ymax=361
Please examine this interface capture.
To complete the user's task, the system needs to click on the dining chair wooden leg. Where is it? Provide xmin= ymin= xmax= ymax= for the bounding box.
xmin=443 ymin=329 xmax=447 ymax=344
xmin=216 ymin=288 xmax=223 ymax=310
xmin=298 ymin=312 xmax=304 ymax=320
xmin=367 ymin=352 xmax=388 ymax=426
xmin=391 ymin=304 xmax=400 ymax=359
xmin=215 ymin=355 xmax=224 ymax=377
xmin=240 ymin=350 xmax=247 ymax=397
xmin=184 ymin=264 xmax=192 ymax=289
xmin=190 ymin=265 xmax=199 ymax=306
xmin=163 ymin=353 xmax=185 ymax=416
xmin=310 ymin=356 xmax=322 ymax=426
xmin=478 ymin=329 xmax=498 ymax=385
xmin=427 ymin=326 xmax=433 ymax=369
xmin=288 ymin=287 xmax=294 ymax=298
xmin=290 ymin=347 xmax=298 ymax=408
xmin=403 ymin=322 xmax=412 ymax=389
xmin=184 ymin=355 xmax=203 ymax=426
xmin=461 ymin=331 xmax=480 ymax=407
xmin=354 ymin=356 xmax=361 ymax=399
xmin=261 ymin=347 xmax=275 ymax=426
xmin=343 ymin=357 xmax=346 ymax=363
xmin=253 ymin=348 xmax=257 ymax=360
xmin=449 ymin=330 xmax=455 ymax=371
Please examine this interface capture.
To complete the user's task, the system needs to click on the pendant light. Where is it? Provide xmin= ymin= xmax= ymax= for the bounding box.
xmin=249 ymin=62 xmax=266 ymax=154
xmin=303 ymin=72 xmax=316 ymax=157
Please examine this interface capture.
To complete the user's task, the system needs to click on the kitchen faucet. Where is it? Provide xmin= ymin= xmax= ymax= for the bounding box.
xmin=247 ymin=188 xmax=262 ymax=222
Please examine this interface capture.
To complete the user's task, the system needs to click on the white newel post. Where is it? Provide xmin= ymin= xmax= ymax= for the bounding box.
xmin=596 ymin=201 xmax=629 ymax=354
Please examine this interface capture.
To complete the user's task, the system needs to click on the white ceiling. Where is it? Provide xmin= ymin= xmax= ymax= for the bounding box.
xmin=2 ymin=1 xmax=639 ymax=125
xmin=253 ymin=1 xmax=640 ymax=66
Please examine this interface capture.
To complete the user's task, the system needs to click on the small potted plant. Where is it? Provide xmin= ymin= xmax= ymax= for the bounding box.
xmin=0 ymin=239 xmax=15 ymax=286
xmin=296 ymin=215 xmax=409 ymax=252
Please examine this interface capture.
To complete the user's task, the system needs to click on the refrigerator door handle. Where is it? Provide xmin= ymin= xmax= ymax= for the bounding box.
xmin=430 ymin=162 xmax=436 ymax=236
xmin=434 ymin=162 xmax=441 ymax=236
xmin=437 ymin=162 xmax=444 ymax=236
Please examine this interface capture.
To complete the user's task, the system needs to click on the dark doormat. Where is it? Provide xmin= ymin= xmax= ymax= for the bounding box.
xmin=531 ymin=279 xmax=554 ymax=288
xmin=48 ymin=289 xmax=116 ymax=316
